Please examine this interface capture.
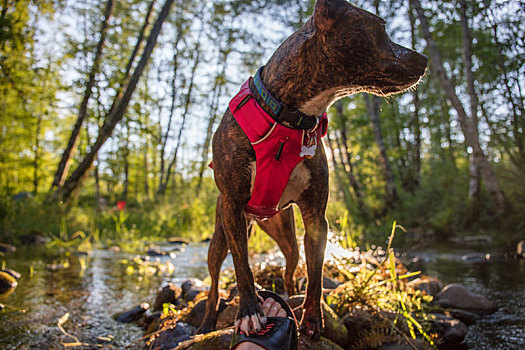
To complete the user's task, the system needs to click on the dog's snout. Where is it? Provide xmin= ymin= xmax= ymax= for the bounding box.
xmin=392 ymin=43 xmax=428 ymax=77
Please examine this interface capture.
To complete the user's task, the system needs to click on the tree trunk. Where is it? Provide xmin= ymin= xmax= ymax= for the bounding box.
xmin=122 ymin=118 xmax=130 ymax=202
xmin=50 ymin=0 xmax=115 ymax=190
xmin=459 ymin=0 xmax=481 ymax=206
xmin=159 ymin=26 xmax=183 ymax=190
xmin=158 ymin=18 xmax=204 ymax=195
xmin=50 ymin=0 xmax=175 ymax=205
xmin=33 ymin=111 xmax=43 ymax=194
xmin=411 ymin=0 xmax=509 ymax=216
xmin=408 ymin=3 xmax=421 ymax=192
xmin=195 ymin=43 xmax=231 ymax=195
xmin=364 ymin=94 xmax=398 ymax=208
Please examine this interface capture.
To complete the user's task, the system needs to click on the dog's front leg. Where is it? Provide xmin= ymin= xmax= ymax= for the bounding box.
xmin=220 ymin=194 xmax=266 ymax=334
xmin=299 ymin=208 xmax=328 ymax=340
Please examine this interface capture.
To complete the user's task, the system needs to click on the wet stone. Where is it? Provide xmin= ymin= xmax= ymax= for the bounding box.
xmin=436 ymin=283 xmax=496 ymax=313
xmin=0 ymin=271 xmax=18 ymax=292
xmin=153 ymin=284 xmax=183 ymax=311
xmin=184 ymin=298 xmax=227 ymax=327
xmin=167 ymin=237 xmax=191 ymax=245
xmin=113 ymin=303 xmax=149 ymax=323
xmin=181 ymin=279 xmax=206 ymax=302
xmin=445 ymin=308 xmax=480 ymax=326
xmin=407 ymin=277 xmax=443 ymax=297
xmin=428 ymin=313 xmax=468 ymax=347
xmin=150 ymin=322 xmax=194 ymax=350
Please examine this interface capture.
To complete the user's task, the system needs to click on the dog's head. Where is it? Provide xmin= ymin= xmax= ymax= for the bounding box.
xmin=264 ymin=0 xmax=428 ymax=112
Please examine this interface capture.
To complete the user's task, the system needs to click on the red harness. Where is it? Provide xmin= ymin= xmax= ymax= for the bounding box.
xmin=226 ymin=78 xmax=328 ymax=219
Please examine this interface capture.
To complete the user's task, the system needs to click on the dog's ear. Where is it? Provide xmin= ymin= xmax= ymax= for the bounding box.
xmin=313 ymin=0 xmax=347 ymax=32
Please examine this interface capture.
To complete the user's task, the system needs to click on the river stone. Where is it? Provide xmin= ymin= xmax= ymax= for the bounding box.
xmin=406 ymin=277 xmax=443 ymax=297
xmin=517 ymin=240 xmax=525 ymax=258
xmin=216 ymin=304 xmax=237 ymax=329
xmin=0 ymin=271 xmax=18 ymax=292
xmin=113 ymin=303 xmax=149 ymax=323
xmin=436 ymin=283 xmax=496 ymax=313
xmin=184 ymin=298 xmax=227 ymax=327
xmin=174 ymin=328 xmax=343 ymax=350
xmin=376 ymin=339 xmax=433 ymax=350
xmin=0 ymin=243 xmax=16 ymax=253
xmin=181 ymin=279 xmax=207 ymax=302
xmin=147 ymin=247 xmax=168 ymax=256
xmin=444 ymin=308 xmax=480 ymax=326
xmin=19 ymin=230 xmax=49 ymax=245
xmin=151 ymin=322 xmax=194 ymax=350
xmin=168 ymin=237 xmax=191 ymax=245
xmin=428 ymin=313 xmax=468 ymax=346
xmin=153 ymin=284 xmax=183 ymax=311
xmin=1 ymin=268 xmax=21 ymax=280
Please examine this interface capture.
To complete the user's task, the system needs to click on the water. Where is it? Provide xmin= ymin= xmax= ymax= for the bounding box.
xmin=1 ymin=242 xmax=524 ymax=349
xmin=407 ymin=245 xmax=525 ymax=350
xmin=0 ymin=243 xmax=229 ymax=349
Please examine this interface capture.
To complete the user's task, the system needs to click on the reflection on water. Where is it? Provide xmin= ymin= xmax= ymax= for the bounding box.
xmin=408 ymin=245 xmax=525 ymax=350
xmin=0 ymin=244 xmax=227 ymax=349
xmin=1 ymin=242 xmax=524 ymax=349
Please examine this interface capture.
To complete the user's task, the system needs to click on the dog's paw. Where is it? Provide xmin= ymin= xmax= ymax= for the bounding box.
xmin=234 ymin=303 xmax=266 ymax=335
xmin=300 ymin=314 xmax=323 ymax=340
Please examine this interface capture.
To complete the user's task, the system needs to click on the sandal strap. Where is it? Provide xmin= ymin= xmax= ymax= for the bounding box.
xmin=230 ymin=317 xmax=297 ymax=350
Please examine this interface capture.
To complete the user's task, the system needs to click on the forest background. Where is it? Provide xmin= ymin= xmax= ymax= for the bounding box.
xmin=0 ymin=0 xmax=523 ymax=251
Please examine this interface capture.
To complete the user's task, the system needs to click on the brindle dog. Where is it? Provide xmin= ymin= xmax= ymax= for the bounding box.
xmin=197 ymin=0 xmax=427 ymax=340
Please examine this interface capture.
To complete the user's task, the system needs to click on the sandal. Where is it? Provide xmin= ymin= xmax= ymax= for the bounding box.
xmin=230 ymin=290 xmax=298 ymax=350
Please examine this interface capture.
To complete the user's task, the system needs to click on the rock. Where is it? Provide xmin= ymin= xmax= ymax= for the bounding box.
xmin=517 ymin=240 xmax=525 ymax=258
xmin=168 ymin=237 xmax=191 ymax=245
xmin=461 ymin=253 xmax=489 ymax=263
xmin=377 ymin=339 xmax=433 ymax=350
xmin=19 ymin=230 xmax=49 ymax=245
xmin=342 ymin=308 xmax=403 ymax=348
xmin=428 ymin=313 xmax=468 ymax=347
xmin=216 ymin=304 xmax=237 ymax=329
xmin=184 ymin=298 xmax=227 ymax=327
xmin=444 ymin=308 xmax=480 ymax=326
xmin=436 ymin=283 xmax=496 ymax=313
xmin=0 ymin=243 xmax=16 ymax=253
xmin=181 ymin=279 xmax=207 ymax=302
xmin=153 ymin=284 xmax=183 ymax=311
xmin=151 ymin=322 xmax=194 ymax=350
xmin=0 ymin=303 xmax=4 ymax=311
xmin=320 ymin=301 xmax=348 ymax=348
xmin=141 ymin=311 xmax=162 ymax=335
xmin=174 ymin=328 xmax=343 ymax=350
xmin=0 ymin=271 xmax=18 ymax=292
xmin=323 ymin=276 xmax=341 ymax=290
xmin=108 ymin=246 xmax=120 ymax=252
xmin=147 ymin=247 xmax=168 ymax=257
xmin=113 ymin=303 xmax=149 ymax=323
xmin=406 ymin=277 xmax=443 ymax=297
xmin=1 ymin=268 xmax=21 ymax=280
xmin=200 ymin=237 xmax=211 ymax=243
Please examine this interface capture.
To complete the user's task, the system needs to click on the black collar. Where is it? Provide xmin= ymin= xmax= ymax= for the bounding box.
xmin=249 ymin=66 xmax=321 ymax=130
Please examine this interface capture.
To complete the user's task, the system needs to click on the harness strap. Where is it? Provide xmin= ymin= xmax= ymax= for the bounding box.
xmin=250 ymin=67 xmax=319 ymax=130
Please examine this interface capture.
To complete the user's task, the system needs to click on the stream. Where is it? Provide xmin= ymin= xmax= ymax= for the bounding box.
xmin=0 ymin=242 xmax=524 ymax=349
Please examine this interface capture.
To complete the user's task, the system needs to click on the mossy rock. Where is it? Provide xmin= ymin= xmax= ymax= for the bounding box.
xmin=0 ymin=271 xmax=18 ymax=293
xmin=174 ymin=328 xmax=343 ymax=350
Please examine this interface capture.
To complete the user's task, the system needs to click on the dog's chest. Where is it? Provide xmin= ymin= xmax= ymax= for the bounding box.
xmin=276 ymin=161 xmax=311 ymax=209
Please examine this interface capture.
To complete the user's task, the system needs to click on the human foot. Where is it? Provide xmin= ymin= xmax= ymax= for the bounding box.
xmin=231 ymin=290 xmax=298 ymax=350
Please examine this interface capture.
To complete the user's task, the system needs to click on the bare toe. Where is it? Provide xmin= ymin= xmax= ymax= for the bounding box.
xmin=268 ymin=301 xmax=282 ymax=317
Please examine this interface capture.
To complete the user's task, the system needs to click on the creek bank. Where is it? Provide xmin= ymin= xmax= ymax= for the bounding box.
xmin=115 ymin=249 xmax=497 ymax=350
